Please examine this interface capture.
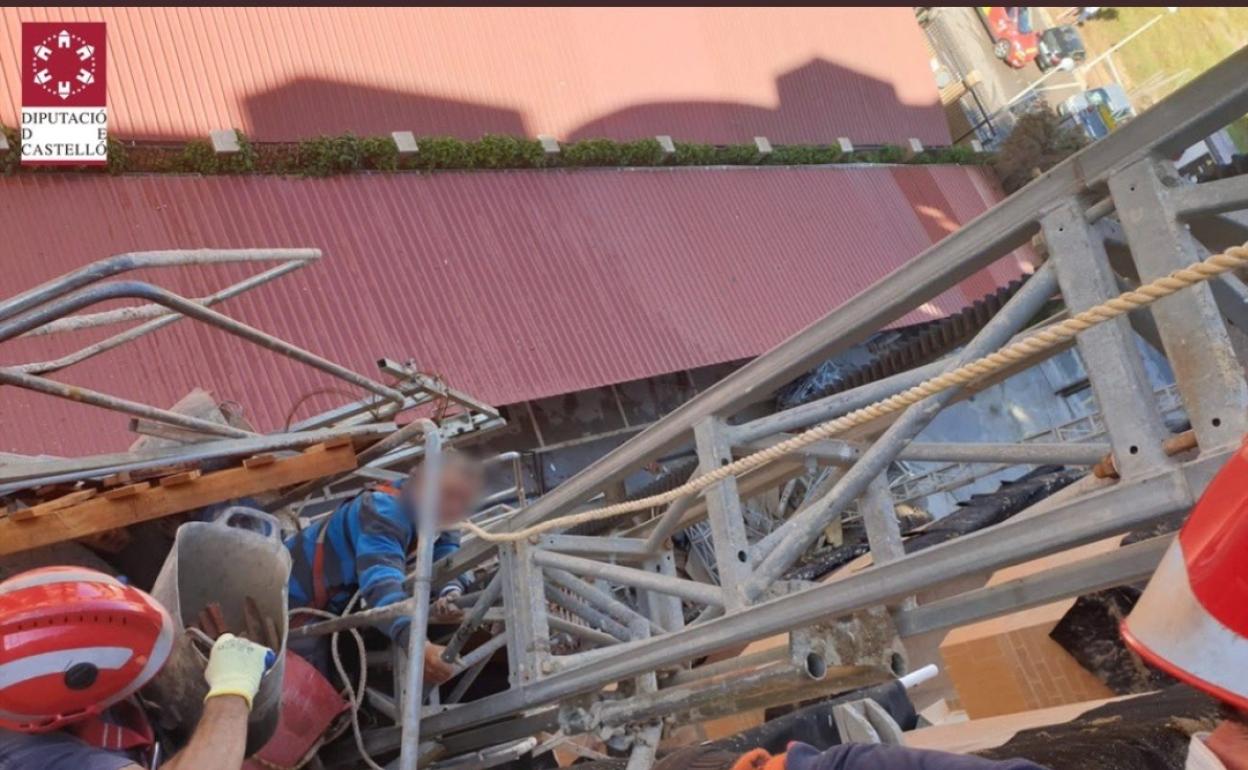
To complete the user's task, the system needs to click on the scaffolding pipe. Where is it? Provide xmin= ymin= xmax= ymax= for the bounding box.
xmin=17 ymin=262 xmax=309 ymax=375
xmin=548 ymin=615 xmax=619 ymax=647
xmin=545 ymin=586 xmax=632 ymax=641
xmin=662 ymin=646 xmax=788 ymax=688
xmin=421 ymin=452 xmax=1206 ymax=738
xmin=451 ymin=632 xmax=509 ymax=676
xmin=595 ymin=654 xmax=826 ymax=728
xmin=441 ymin=574 xmax=504 ymax=662
xmin=545 ymin=568 xmax=665 ymax=636
xmin=642 ymin=493 xmax=696 ymax=552
xmin=731 ymin=360 xmax=948 ymax=445
xmin=0 ymin=423 xmax=393 ymax=493
xmin=0 ymin=249 xmax=320 ymax=323
xmin=0 ymin=281 xmax=406 ymax=405
xmin=532 ymin=549 xmax=724 ymax=607
xmin=446 ymin=657 xmax=489 ymax=705
xmin=271 ymin=419 xmax=434 ymax=509
xmin=399 ymin=421 xmax=442 ymax=770
xmin=748 ymin=264 xmax=1060 ymax=593
xmin=0 ymin=368 xmax=253 ymax=439
xmin=20 ymin=261 xmax=307 ymax=338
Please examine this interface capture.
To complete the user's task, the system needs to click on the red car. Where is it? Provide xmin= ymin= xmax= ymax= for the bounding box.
xmin=980 ymin=6 xmax=1039 ymax=68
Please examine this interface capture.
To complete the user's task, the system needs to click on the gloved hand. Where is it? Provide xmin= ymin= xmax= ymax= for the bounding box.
xmin=393 ymin=624 xmax=457 ymax=686
xmin=432 ymin=589 xmax=464 ymax=622
xmin=204 ymin=633 xmax=273 ymax=710
xmin=423 ymin=642 xmax=457 ymax=686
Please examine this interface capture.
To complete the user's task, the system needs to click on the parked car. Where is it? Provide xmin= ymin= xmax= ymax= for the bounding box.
xmin=979 ymin=6 xmax=1039 ymax=68
xmin=1059 ymin=85 xmax=1133 ymax=140
xmin=1037 ymin=24 xmax=1086 ymax=70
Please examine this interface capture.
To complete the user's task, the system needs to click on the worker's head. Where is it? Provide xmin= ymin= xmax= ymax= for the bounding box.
xmin=408 ymin=450 xmax=485 ymax=526
xmin=0 ymin=567 xmax=174 ymax=733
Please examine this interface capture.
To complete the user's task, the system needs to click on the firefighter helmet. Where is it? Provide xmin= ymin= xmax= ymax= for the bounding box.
xmin=1122 ymin=440 xmax=1248 ymax=711
xmin=0 ymin=566 xmax=174 ymax=732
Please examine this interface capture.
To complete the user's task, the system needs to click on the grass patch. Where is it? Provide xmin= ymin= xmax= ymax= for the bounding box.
xmin=1076 ymin=7 xmax=1248 ymax=150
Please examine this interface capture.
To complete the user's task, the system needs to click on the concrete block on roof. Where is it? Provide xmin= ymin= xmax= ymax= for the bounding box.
xmin=209 ymin=129 xmax=241 ymax=155
xmin=905 ymin=138 xmax=925 ymax=159
xmin=753 ymin=136 xmax=773 ymax=155
xmin=837 ymin=137 xmax=854 ymax=154
xmin=970 ymin=139 xmax=984 ymax=153
xmin=538 ymin=134 xmax=561 ymax=156
xmin=0 ymin=131 xmax=8 ymax=154
xmin=391 ymin=131 xmax=419 ymax=156
xmin=656 ymin=135 xmax=676 ymax=159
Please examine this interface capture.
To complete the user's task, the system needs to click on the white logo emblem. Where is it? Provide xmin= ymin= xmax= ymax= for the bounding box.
xmin=29 ymin=29 xmax=98 ymax=101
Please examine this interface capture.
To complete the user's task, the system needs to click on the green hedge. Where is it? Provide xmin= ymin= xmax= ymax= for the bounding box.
xmin=1 ymin=128 xmax=991 ymax=177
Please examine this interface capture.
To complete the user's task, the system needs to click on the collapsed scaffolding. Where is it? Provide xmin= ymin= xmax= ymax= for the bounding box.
xmin=2 ymin=45 xmax=1248 ymax=770
xmin=402 ymin=46 xmax=1248 ymax=767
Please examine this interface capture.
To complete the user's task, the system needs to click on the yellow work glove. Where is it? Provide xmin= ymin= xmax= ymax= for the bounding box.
xmin=203 ymin=633 xmax=272 ymax=710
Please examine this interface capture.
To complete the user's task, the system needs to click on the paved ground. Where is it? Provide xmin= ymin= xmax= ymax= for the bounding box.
xmin=922 ymin=7 xmax=1082 ymax=146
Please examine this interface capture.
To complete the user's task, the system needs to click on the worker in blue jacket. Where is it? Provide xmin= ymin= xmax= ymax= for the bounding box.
xmin=285 ymin=451 xmax=484 ymax=684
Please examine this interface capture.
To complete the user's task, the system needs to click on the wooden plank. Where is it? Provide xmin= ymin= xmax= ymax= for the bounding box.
xmin=102 ymin=470 xmax=135 ymax=488
xmin=102 ymin=482 xmax=151 ymax=500
xmin=159 ymin=470 xmax=202 ymax=487
xmin=242 ymin=454 xmax=277 ymax=469
xmin=103 ymin=463 xmax=198 ymax=488
xmin=10 ymin=489 xmax=97 ymax=522
xmin=0 ymin=424 xmax=391 ymax=485
xmin=0 ymin=443 xmax=357 ymax=557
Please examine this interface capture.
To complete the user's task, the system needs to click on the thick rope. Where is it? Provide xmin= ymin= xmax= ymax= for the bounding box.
xmin=459 ymin=244 xmax=1248 ymax=544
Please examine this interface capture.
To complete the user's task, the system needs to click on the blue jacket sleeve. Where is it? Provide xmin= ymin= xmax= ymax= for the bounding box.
xmin=352 ymin=492 xmax=415 ymax=641
xmin=432 ymin=531 xmax=472 ymax=596
xmin=784 ymin=742 xmax=1050 ymax=770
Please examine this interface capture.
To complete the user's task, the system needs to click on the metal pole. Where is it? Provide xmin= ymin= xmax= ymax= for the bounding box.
xmin=16 ymin=262 xmax=308 ymax=375
xmin=0 ymin=423 xmax=392 ymax=493
xmin=545 ymin=568 xmax=666 ymax=636
xmin=745 ymin=434 xmax=1110 ymax=467
xmin=641 ymin=493 xmax=697 ymax=552
xmin=272 ymin=419 xmax=434 ymax=509
xmin=20 ymin=261 xmax=306 ymax=338
xmin=548 ymin=614 xmax=618 ymax=647
xmin=421 ymin=452 xmax=1211 ymax=738
xmin=0 ymin=281 xmax=407 ymax=405
xmin=0 ymin=368 xmax=253 ymax=439
xmin=399 ymin=421 xmax=442 ymax=770
xmin=450 ymin=632 xmax=509 ymax=676
xmin=533 ymin=549 xmax=724 ymax=607
xmin=748 ymin=264 xmax=1060 ymax=593
xmin=441 ymin=573 xmax=503 ymax=662
xmin=544 ymin=585 xmax=632 ymax=641
xmin=894 ymin=535 xmax=1171 ymax=637
xmin=0 ymin=249 xmax=320 ymax=322
xmin=436 ymin=46 xmax=1248 ymax=586
xmin=595 ymin=655 xmax=826 ymax=727
xmin=1077 ymin=10 xmax=1173 ymax=77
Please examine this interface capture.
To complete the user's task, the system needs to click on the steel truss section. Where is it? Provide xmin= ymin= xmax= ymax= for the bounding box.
xmin=392 ymin=46 xmax=1248 ymax=768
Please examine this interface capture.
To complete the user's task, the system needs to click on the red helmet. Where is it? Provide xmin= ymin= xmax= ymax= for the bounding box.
xmin=1122 ymin=440 xmax=1248 ymax=711
xmin=0 ymin=567 xmax=174 ymax=732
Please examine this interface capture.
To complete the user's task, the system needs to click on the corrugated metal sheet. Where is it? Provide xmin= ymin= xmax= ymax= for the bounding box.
xmin=0 ymin=165 xmax=1029 ymax=456
xmin=0 ymin=7 xmax=948 ymax=145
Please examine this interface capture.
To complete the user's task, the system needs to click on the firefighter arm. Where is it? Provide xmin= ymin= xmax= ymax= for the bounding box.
xmin=160 ymin=635 xmax=270 ymax=770
xmin=158 ymin=695 xmax=250 ymax=770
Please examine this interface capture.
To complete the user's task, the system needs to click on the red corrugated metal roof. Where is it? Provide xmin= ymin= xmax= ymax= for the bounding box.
xmin=0 ymin=7 xmax=949 ymax=146
xmin=0 ymin=165 xmax=1029 ymax=456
